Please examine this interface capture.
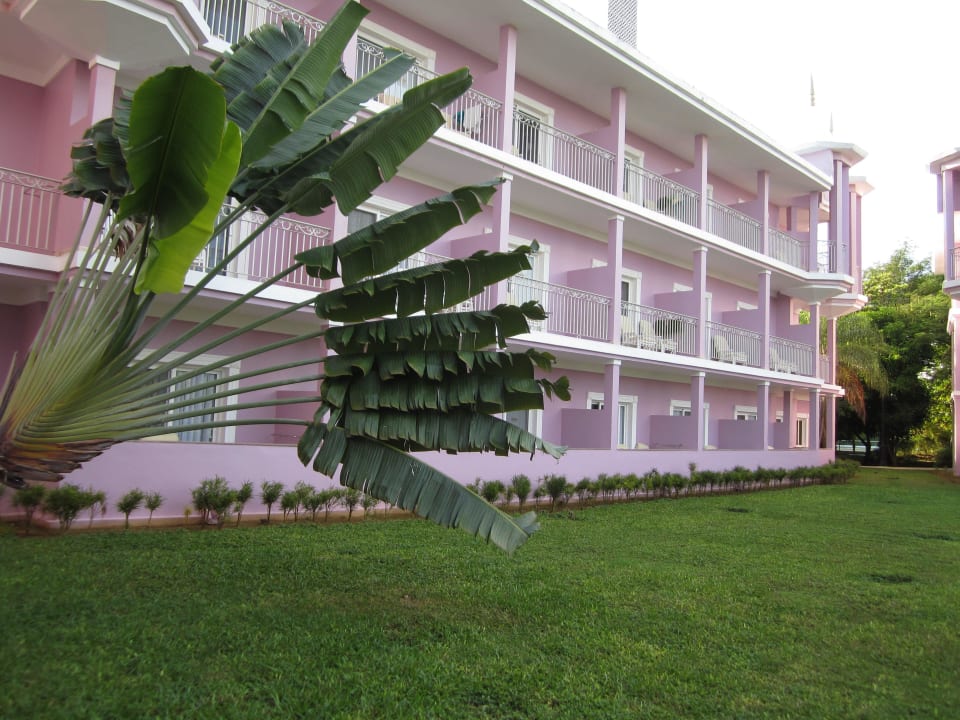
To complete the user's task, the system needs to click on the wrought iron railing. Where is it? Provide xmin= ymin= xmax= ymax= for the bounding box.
xmin=512 ymin=110 xmax=615 ymax=193
xmin=951 ymin=247 xmax=960 ymax=281
xmin=0 ymin=167 xmax=61 ymax=253
xmin=707 ymin=200 xmax=762 ymax=253
xmin=385 ymin=249 xmax=496 ymax=311
xmin=620 ymin=302 xmax=698 ymax=356
xmin=769 ymin=335 xmax=814 ymax=376
xmin=354 ymin=42 xmax=503 ymax=149
xmin=199 ymin=0 xmax=325 ymax=45
xmin=506 ymin=275 xmax=609 ymax=341
xmin=623 ymin=162 xmax=700 ymax=228
xmin=769 ymin=228 xmax=806 ymax=270
xmin=192 ymin=206 xmax=330 ymax=289
xmin=706 ymin=321 xmax=761 ymax=368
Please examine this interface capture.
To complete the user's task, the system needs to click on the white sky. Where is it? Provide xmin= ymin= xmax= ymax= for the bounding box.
xmin=563 ymin=0 xmax=959 ymax=270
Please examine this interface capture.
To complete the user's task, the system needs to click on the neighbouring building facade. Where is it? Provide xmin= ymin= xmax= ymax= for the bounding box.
xmin=931 ymin=149 xmax=960 ymax=472
xmin=0 ymin=0 xmax=868 ymax=524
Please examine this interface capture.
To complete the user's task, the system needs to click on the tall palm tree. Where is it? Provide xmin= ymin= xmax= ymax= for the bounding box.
xmin=831 ymin=312 xmax=889 ymax=423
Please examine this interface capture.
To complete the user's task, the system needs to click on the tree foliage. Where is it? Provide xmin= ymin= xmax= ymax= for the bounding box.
xmin=837 ymin=244 xmax=950 ymax=464
xmin=0 ymin=1 xmax=568 ymax=551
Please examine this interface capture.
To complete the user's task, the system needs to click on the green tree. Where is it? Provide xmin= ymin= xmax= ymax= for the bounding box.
xmin=0 ymin=1 xmax=568 ymax=552
xmin=839 ymin=245 xmax=950 ymax=464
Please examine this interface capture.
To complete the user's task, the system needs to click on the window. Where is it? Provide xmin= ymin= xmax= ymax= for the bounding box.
xmin=623 ymin=147 xmax=645 ymax=204
xmin=588 ymin=393 xmax=637 ymax=449
xmin=735 ymin=405 xmax=758 ymax=421
xmin=354 ymin=22 xmax=434 ymax=105
xmin=347 ymin=198 xmax=412 ymax=270
xmin=143 ymin=353 xmax=240 ymax=444
xmin=504 ymin=409 xmax=542 ymax=437
xmin=507 ymin=239 xmax=549 ymax=329
xmin=513 ymin=95 xmax=553 ymax=166
xmin=796 ymin=414 xmax=809 ymax=448
xmin=670 ymin=400 xmax=710 ymax=446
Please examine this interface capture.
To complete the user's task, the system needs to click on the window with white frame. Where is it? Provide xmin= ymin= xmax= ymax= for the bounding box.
xmin=588 ymin=392 xmax=638 ymax=449
xmin=796 ymin=413 xmax=809 ymax=448
xmin=734 ymin=405 xmax=758 ymax=421
xmin=144 ymin=353 xmax=240 ymax=443
xmin=355 ymin=21 xmax=434 ymax=104
xmin=506 ymin=239 xmax=549 ymax=328
xmin=347 ymin=197 xmax=416 ymax=269
xmin=513 ymin=94 xmax=554 ymax=166
xmin=503 ymin=409 xmax=542 ymax=438
xmin=670 ymin=400 xmax=710 ymax=446
xmin=623 ymin=147 xmax=645 ymax=204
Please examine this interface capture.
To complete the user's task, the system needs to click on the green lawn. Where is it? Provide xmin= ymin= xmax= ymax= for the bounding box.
xmin=2 ymin=468 xmax=958 ymax=719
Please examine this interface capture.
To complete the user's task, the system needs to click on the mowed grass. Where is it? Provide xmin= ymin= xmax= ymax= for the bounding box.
xmin=1 ymin=468 xmax=958 ymax=719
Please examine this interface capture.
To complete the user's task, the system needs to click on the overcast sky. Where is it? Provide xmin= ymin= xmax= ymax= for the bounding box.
xmin=562 ymin=0 xmax=959 ymax=270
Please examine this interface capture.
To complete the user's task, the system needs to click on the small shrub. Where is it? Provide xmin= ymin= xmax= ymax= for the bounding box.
xmin=510 ymin=474 xmax=532 ymax=512
xmin=85 ymin=488 xmax=107 ymax=528
xmin=43 ymin=484 xmax=87 ymax=532
xmin=233 ymin=481 xmax=254 ymax=527
xmin=320 ymin=489 xmax=342 ymax=522
xmin=117 ymin=489 xmax=145 ymax=530
xmin=342 ymin=488 xmax=361 ymax=521
xmin=192 ymin=477 xmax=236 ymax=528
xmin=280 ymin=491 xmax=300 ymax=522
xmin=144 ymin=492 xmax=164 ymax=527
xmin=12 ymin=484 xmax=46 ymax=534
xmin=303 ymin=490 xmax=324 ymax=522
xmin=362 ymin=493 xmax=379 ymax=519
xmin=481 ymin=480 xmax=505 ymax=505
xmin=260 ymin=481 xmax=284 ymax=524
xmin=543 ymin=474 xmax=568 ymax=511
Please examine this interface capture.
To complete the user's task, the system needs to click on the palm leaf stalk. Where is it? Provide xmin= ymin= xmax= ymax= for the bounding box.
xmin=0 ymin=1 xmax=568 ymax=551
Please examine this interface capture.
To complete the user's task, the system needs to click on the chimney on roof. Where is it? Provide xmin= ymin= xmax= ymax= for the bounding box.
xmin=607 ymin=0 xmax=638 ymax=46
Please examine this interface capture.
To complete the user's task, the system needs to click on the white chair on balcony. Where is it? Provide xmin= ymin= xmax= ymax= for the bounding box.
xmin=712 ymin=335 xmax=746 ymax=364
xmin=638 ymin=320 xmax=678 ymax=353
xmin=769 ymin=347 xmax=797 ymax=373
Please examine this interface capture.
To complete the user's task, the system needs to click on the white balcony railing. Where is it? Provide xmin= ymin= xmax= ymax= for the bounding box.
xmin=507 ymin=276 xmax=609 ymax=341
xmin=769 ymin=228 xmax=806 ymax=270
xmin=623 ymin=162 xmax=700 ymax=228
xmin=818 ymin=241 xmax=837 ymax=273
xmin=199 ymin=0 xmax=325 ymax=45
xmin=951 ymin=247 xmax=960 ymax=281
xmin=193 ymin=207 xmax=330 ymax=289
xmin=706 ymin=321 xmax=761 ymax=368
xmin=620 ymin=302 xmax=698 ymax=356
xmin=354 ymin=42 xmax=504 ymax=150
xmin=0 ymin=167 xmax=61 ymax=253
xmin=707 ymin=200 xmax=762 ymax=253
xmin=512 ymin=110 xmax=615 ymax=193
xmin=769 ymin=335 xmax=814 ymax=376
xmin=820 ymin=353 xmax=831 ymax=381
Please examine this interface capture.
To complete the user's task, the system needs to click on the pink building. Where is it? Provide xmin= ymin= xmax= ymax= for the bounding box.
xmin=0 ymin=0 xmax=868 ymax=523
xmin=931 ymin=149 xmax=960 ymax=472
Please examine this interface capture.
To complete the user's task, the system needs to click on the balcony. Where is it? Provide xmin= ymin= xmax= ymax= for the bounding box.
xmin=707 ymin=321 xmax=761 ymax=368
xmin=506 ymin=276 xmax=609 ymax=341
xmin=707 ymin=200 xmax=762 ymax=254
xmin=620 ymin=302 xmax=697 ymax=356
xmin=199 ymin=0 xmax=325 ymax=45
xmin=512 ymin=111 xmax=615 ymax=193
xmin=770 ymin=335 xmax=814 ymax=376
xmin=193 ymin=207 xmax=330 ymax=290
xmin=769 ymin=228 xmax=807 ymax=269
xmin=0 ymin=167 xmax=61 ymax=254
xmin=623 ymin=162 xmax=700 ymax=227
